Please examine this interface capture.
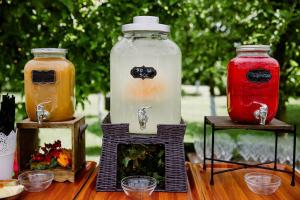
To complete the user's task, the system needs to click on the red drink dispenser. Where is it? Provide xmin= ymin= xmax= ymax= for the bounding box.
xmin=227 ymin=45 xmax=280 ymax=125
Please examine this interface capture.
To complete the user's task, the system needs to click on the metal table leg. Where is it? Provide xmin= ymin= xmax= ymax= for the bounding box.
xmin=203 ymin=117 xmax=207 ymax=170
xmin=274 ymin=132 xmax=278 ymax=170
xmin=210 ymin=125 xmax=215 ymax=185
xmin=291 ymin=125 xmax=296 ymax=186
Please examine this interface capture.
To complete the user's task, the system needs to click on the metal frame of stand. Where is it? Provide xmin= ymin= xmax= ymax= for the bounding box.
xmin=203 ymin=116 xmax=297 ymax=186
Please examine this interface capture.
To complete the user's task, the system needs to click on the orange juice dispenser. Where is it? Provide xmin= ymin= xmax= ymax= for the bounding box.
xmin=24 ymin=48 xmax=75 ymax=123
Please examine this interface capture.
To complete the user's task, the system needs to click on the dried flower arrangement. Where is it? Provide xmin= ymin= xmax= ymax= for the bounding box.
xmin=30 ymin=140 xmax=72 ymax=170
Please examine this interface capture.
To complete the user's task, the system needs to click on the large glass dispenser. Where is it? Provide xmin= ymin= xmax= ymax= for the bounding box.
xmin=24 ymin=48 xmax=75 ymax=123
xmin=110 ymin=16 xmax=182 ymax=134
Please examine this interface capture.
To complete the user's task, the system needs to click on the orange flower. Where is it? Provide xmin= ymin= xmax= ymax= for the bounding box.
xmin=57 ymin=149 xmax=72 ymax=168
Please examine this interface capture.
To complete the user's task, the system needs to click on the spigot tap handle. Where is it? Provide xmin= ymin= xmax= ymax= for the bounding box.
xmin=36 ymin=104 xmax=49 ymax=124
xmin=138 ymin=106 xmax=152 ymax=130
xmin=253 ymin=102 xmax=268 ymax=125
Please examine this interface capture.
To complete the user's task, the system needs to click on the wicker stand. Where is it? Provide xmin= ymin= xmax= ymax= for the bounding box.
xmin=203 ymin=116 xmax=296 ymax=186
xmin=16 ymin=116 xmax=87 ymax=182
xmin=96 ymin=114 xmax=187 ymax=192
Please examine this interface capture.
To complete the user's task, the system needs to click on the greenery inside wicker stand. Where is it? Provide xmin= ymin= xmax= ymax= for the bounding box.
xmin=117 ymin=144 xmax=165 ymax=189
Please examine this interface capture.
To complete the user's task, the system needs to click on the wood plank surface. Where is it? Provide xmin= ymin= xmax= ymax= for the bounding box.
xmin=205 ymin=116 xmax=294 ymax=131
xmin=15 ymin=162 xmax=300 ymax=200
xmin=19 ymin=161 xmax=96 ymax=200
xmin=190 ymin=163 xmax=300 ymax=200
xmin=16 ymin=116 xmax=84 ymax=129
xmin=76 ymin=163 xmax=198 ymax=200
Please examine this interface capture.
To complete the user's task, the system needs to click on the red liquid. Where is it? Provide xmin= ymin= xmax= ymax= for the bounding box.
xmin=227 ymin=55 xmax=280 ymax=124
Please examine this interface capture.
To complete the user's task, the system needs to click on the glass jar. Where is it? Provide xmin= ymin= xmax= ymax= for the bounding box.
xmin=24 ymin=48 xmax=75 ymax=123
xmin=110 ymin=16 xmax=181 ymax=134
xmin=227 ymin=45 xmax=280 ymax=125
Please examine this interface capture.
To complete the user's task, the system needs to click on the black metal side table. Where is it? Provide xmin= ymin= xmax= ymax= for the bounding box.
xmin=203 ymin=116 xmax=297 ymax=186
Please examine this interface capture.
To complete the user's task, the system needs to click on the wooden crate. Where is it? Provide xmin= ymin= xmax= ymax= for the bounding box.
xmin=16 ymin=116 xmax=87 ymax=182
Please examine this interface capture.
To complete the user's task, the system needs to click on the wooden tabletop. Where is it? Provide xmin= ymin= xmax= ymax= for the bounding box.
xmin=190 ymin=162 xmax=300 ymax=200
xmin=205 ymin=116 xmax=294 ymax=132
xmin=19 ymin=161 xmax=96 ymax=200
xmin=17 ymin=161 xmax=300 ymax=200
xmin=76 ymin=163 xmax=197 ymax=200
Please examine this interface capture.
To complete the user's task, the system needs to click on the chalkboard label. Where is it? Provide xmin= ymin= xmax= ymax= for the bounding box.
xmin=246 ymin=69 xmax=272 ymax=83
xmin=130 ymin=66 xmax=157 ymax=80
xmin=32 ymin=70 xmax=56 ymax=84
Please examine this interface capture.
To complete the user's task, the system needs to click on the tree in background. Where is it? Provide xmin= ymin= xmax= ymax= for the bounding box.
xmin=0 ymin=0 xmax=299 ymax=119
xmin=176 ymin=0 xmax=300 ymax=119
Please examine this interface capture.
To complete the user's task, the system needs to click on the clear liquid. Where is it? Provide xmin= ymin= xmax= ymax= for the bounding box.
xmin=110 ymin=35 xmax=181 ymax=134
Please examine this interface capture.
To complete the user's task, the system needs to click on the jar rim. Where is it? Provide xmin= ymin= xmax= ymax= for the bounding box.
xmin=122 ymin=16 xmax=170 ymax=33
xmin=31 ymin=48 xmax=68 ymax=54
xmin=236 ymin=45 xmax=270 ymax=52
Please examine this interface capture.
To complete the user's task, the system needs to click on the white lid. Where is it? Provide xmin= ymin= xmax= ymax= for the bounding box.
xmin=236 ymin=45 xmax=270 ymax=52
xmin=122 ymin=16 xmax=170 ymax=33
xmin=31 ymin=48 xmax=68 ymax=54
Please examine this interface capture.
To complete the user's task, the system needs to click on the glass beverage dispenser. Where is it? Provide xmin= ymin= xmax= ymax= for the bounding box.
xmin=227 ymin=45 xmax=280 ymax=125
xmin=24 ymin=48 xmax=75 ymax=123
xmin=110 ymin=16 xmax=182 ymax=134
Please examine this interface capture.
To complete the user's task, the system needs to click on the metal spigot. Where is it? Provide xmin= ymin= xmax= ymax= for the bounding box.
xmin=138 ymin=106 xmax=151 ymax=130
xmin=254 ymin=103 xmax=268 ymax=125
xmin=36 ymin=104 xmax=49 ymax=124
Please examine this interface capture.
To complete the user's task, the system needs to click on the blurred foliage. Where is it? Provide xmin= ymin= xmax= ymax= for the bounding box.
xmin=0 ymin=0 xmax=299 ymax=116
xmin=186 ymin=122 xmax=204 ymax=138
xmin=87 ymin=120 xmax=102 ymax=136
xmin=86 ymin=146 xmax=101 ymax=156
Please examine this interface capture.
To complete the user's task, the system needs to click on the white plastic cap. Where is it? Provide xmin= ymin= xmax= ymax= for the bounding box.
xmin=236 ymin=45 xmax=270 ymax=52
xmin=31 ymin=48 xmax=68 ymax=54
xmin=122 ymin=16 xmax=170 ymax=33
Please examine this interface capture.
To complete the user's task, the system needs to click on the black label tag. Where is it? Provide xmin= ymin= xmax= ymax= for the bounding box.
xmin=130 ymin=66 xmax=157 ymax=80
xmin=32 ymin=70 xmax=56 ymax=84
xmin=246 ymin=69 xmax=272 ymax=83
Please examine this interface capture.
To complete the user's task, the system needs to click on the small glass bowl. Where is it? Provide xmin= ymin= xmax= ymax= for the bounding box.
xmin=18 ymin=170 xmax=54 ymax=192
xmin=244 ymin=172 xmax=281 ymax=195
xmin=121 ymin=176 xmax=157 ymax=200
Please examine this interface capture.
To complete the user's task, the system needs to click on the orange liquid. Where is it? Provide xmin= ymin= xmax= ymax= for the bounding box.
xmin=24 ymin=57 xmax=75 ymax=121
xmin=126 ymin=79 xmax=166 ymax=101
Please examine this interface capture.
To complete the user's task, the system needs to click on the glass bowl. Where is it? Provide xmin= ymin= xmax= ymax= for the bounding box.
xmin=244 ymin=172 xmax=281 ymax=195
xmin=121 ymin=176 xmax=157 ymax=200
xmin=18 ymin=170 xmax=54 ymax=192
